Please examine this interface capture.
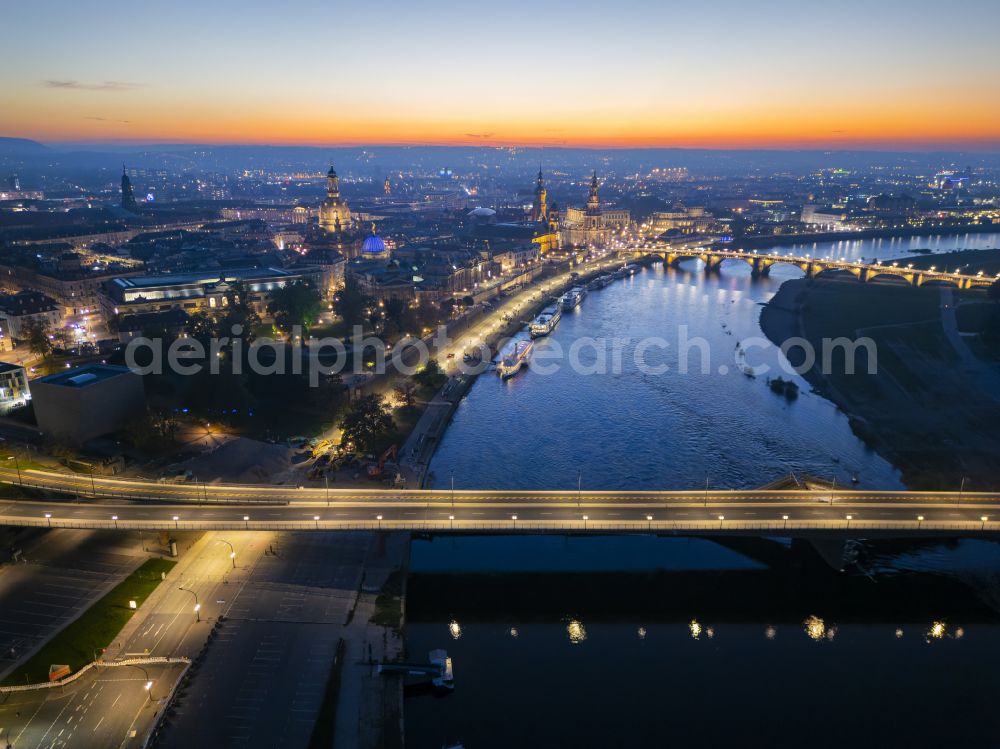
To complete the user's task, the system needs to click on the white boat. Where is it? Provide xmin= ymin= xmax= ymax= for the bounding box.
xmin=496 ymin=340 xmax=533 ymax=379
xmin=429 ymin=649 xmax=454 ymax=690
xmin=529 ymin=305 xmax=561 ymax=337
xmin=561 ymin=287 xmax=586 ymax=310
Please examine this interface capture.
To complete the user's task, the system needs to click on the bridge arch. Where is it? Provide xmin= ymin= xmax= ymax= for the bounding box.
xmin=761 ymin=260 xmax=808 ymax=277
xmin=866 ymin=272 xmax=913 ymax=286
xmin=814 ymin=266 xmax=862 ymax=281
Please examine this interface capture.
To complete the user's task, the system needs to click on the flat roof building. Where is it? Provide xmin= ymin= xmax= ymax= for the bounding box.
xmin=31 ymin=364 xmax=144 ymax=444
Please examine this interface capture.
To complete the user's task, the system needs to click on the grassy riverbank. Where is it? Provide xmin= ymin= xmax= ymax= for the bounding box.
xmin=760 ymin=277 xmax=1000 ymax=489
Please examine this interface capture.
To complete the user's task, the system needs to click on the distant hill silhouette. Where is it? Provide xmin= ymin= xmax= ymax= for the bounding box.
xmin=0 ymin=137 xmax=48 ymax=155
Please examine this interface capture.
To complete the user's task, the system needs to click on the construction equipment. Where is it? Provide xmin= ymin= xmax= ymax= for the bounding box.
xmin=367 ymin=444 xmax=397 ymax=478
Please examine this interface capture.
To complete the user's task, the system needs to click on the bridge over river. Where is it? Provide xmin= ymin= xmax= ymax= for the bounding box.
xmin=0 ymin=465 xmax=997 ymax=537
xmin=639 ymin=245 xmax=997 ymax=289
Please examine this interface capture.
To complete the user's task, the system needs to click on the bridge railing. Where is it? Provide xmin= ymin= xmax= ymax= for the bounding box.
xmin=3 ymin=515 xmax=994 ymax=535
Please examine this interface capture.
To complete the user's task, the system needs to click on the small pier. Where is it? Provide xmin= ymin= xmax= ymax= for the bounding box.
xmin=378 ymin=648 xmax=454 ymax=691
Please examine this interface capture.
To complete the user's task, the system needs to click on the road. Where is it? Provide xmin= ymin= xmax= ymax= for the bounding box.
xmin=3 ymin=465 xmax=1000 ymax=507
xmin=0 ymin=496 xmax=997 ymax=536
xmin=0 ymin=661 xmax=186 ymax=749
xmin=154 ymin=532 xmax=371 ymax=749
xmin=0 ymin=531 xmax=268 ymax=749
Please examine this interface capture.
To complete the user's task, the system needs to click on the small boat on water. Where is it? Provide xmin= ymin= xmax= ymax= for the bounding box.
xmin=497 ymin=340 xmax=533 ymax=379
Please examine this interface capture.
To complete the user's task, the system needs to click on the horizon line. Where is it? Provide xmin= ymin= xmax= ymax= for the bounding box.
xmin=11 ymin=136 xmax=1000 ymax=155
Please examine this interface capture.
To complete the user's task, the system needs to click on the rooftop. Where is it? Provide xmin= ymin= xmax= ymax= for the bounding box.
xmin=112 ymin=267 xmax=295 ymax=291
xmin=36 ymin=364 xmax=134 ymax=388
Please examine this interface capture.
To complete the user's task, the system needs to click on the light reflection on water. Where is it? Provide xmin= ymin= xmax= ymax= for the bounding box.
xmin=429 ymin=261 xmax=904 ymax=491
xmin=405 ymin=534 xmax=1000 ymax=747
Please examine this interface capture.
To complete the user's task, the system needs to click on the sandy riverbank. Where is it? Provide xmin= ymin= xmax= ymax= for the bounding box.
xmin=760 ymin=277 xmax=1000 ymax=489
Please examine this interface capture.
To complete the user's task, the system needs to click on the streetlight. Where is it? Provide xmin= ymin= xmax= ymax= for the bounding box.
xmin=718 ymin=514 xmax=725 ymax=529
xmin=846 ymin=514 xmax=853 ymax=528
xmin=132 ymin=664 xmax=154 ymax=702
xmin=646 ymin=514 xmax=653 ymax=531
xmin=981 ymin=515 xmax=989 ymax=531
xmin=448 ymin=514 xmax=454 ymax=530
xmin=179 ymin=587 xmax=200 ymax=622
xmin=376 ymin=514 xmax=382 ymax=530
xmin=917 ymin=515 xmax=924 ymax=529
xmin=218 ymin=539 xmax=236 ymax=568
xmin=243 ymin=515 xmax=249 ymax=530
xmin=582 ymin=515 xmax=589 ymax=530
xmin=44 ymin=512 xmax=51 ymax=527
xmin=314 ymin=515 xmax=320 ymax=530
xmin=782 ymin=514 xmax=789 ymax=529
xmin=173 ymin=515 xmax=179 ymax=529
xmin=112 ymin=515 xmax=118 ymax=529
xmin=512 ymin=514 xmax=517 ymax=529
xmin=7 ymin=454 xmax=21 ymax=485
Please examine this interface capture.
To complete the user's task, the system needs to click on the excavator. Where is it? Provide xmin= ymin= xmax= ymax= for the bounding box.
xmin=367 ymin=444 xmax=398 ymax=479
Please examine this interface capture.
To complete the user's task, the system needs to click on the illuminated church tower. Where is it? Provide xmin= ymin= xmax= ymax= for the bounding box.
xmin=318 ymin=165 xmax=352 ymax=233
xmin=584 ymin=170 xmax=601 ymax=230
xmin=121 ymin=164 xmax=138 ymax=213
xmin=530 ymin=167 xmax=548 ymax=223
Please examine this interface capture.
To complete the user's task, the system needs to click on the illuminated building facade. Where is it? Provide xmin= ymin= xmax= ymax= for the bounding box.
xmin=560 ymin=171 xmax=630 ymax=247
xmin=318 ymin=165 xmax=353 ymax=233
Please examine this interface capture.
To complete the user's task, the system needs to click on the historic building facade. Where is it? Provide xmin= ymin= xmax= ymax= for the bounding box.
xmin=318 ymin=166 xmax=352 ymax=233
xmin=559 ymin=171 xmax=630 ymax=247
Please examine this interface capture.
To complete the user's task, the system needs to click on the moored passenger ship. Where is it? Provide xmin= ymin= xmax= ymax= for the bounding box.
xmin=496 ymin=340 xmax=533 ymax=379
xmin=561 ymin=287 xmax=587 ymax=310
xmin=529 ymin=305 xmax=562 ymax=338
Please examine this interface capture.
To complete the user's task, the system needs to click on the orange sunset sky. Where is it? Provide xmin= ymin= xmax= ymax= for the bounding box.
xmin=2 ymin=0 xmax=999 ymax=150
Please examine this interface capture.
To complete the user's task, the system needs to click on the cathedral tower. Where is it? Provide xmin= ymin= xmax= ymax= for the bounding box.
xmin=531 ymin=167 xmax=547 ymax=223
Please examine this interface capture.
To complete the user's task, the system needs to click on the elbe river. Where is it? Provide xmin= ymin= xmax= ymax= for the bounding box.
xmin=408 ymin=233 xmax=1000 ymax=748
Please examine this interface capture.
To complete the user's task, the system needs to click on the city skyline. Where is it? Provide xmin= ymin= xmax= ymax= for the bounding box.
xmin=2 ymin=0 xmax=1000 ymax=150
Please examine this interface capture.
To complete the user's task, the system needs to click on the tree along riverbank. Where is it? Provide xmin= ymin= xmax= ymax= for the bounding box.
xmin=760 ymin=277 xmax=1000 ymax=490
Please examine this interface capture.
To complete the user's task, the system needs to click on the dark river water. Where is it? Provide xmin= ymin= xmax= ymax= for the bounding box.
xmin=408 ymin=234 xmax=1000 ymax=748
xmin=428 ymin=232 xmax=1000 ymax=491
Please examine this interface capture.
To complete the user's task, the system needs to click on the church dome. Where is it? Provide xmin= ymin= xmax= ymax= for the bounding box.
xmin=362 ymin=234 xmax=386 ymax=254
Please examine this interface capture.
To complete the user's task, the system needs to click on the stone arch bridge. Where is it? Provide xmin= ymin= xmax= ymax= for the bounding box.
xmin=643 ymin=247 xmax=995 ymax=289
